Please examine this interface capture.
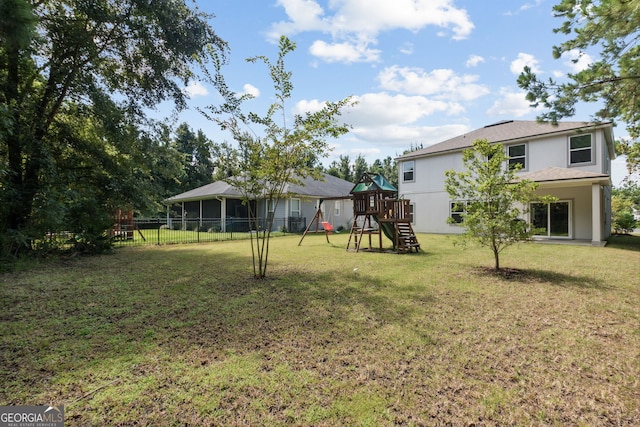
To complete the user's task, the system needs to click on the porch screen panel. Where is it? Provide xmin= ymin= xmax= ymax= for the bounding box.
xmin=202 ymin=199 xmax=221 ymax=218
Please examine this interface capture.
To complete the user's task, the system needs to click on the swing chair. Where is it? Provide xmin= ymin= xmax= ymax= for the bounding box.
xmin=298 ymin=199 xmax=338 ymax=245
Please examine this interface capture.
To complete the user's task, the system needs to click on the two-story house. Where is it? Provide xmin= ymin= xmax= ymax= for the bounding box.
xmin=396 ymin=120 xmax=616 ymax=245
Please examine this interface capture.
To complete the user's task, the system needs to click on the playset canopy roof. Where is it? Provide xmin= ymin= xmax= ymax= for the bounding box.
xmin=350 ymin=172 xmax=397 ymax=194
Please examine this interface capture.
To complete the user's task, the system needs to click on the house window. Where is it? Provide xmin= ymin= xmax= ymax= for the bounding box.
xmin=569 ymin=134 xmax=593 ymax=165
xmin=507 ymin=143 xmax=526 ymax=170
xmin=450 ymin=201 xmax=467 ymax=224
xmin=530 ymin=201 xmax=571 ymax=238
xmin=266 ymin=199 xmax=275 ymax=216
xmin=403 ymin=160 xmax=415 ymax=182
xmin=334 ymin=200 xmax=341 ymax=217
xmin=290 ymin=199 xmax=300 ymax=217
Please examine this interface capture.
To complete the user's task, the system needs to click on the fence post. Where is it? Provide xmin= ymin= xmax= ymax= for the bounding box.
xmin=157 ymin=218 xmax=160 ymax=245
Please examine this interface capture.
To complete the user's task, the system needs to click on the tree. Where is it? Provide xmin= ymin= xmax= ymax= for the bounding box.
xmin=0 ymin=0 xmax=226 ymax=257
xmin=612 ymin=181 xmax=640 ymax=233
xmin=338 ymin=155 xmax=354 ymax=182
xmin=353 ymin=155 xmax=368 ymax=182
xmin=445 ymin=139 xmax=555 ymax=270
xmin=174 ymin=123 xmax=216 ymax=192
xmin=371 ymin=156 xmax=398 ymax=188
xmin=205 ymin=36 xmax=353 ymax=278
xmin=517 ymin=0 xmax=640 ymax=176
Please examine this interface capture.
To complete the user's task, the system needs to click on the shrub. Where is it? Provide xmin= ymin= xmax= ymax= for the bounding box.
xmin=613 ymin=211 xmax=637 ymax=234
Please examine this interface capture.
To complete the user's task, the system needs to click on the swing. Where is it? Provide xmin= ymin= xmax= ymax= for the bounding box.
xmin=321 ymin=221 xmax=334 ymax=234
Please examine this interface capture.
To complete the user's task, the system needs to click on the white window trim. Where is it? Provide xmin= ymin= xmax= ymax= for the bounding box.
xmin=290 ymin=198 xmax=301 ymax=217
xmin=266 ymin=199 xmax=275 ymax=215
xmin=449 ymin=200 xmax=467 ymax=225
xmin=530 ymin=200 xmax=573 ymax=239
xmin=403 ymin=160 xmax=415 ymax=183
xmin=334 ymin=200 xmax=341 ymax=217
xmin=568 ymin=133 xmax=595 ymax=167
xmin=506 ymin=142 xmax=528 ymax=172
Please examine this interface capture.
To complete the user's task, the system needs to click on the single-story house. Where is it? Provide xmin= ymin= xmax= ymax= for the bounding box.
xmin=164 ymin=173 xmax=355 ymax=232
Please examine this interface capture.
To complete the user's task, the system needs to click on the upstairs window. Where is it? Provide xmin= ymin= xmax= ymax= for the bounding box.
xmin=403 ymin=160 xmax=415 ymax=182
xmin=569 ymin=134 xmax=593 ymax=165
xmin=507 ymin=143 xmax=526 ymax=170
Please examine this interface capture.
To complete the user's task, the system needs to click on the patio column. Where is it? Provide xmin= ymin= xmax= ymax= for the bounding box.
xmin=221 ymin=198 xmax=226 ymax=232
xmin=592 ymin=183 xmax=602 ymax=245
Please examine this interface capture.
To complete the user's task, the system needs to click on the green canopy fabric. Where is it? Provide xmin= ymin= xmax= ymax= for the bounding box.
xmin=350 ymin=173 xmax=397 ymax=193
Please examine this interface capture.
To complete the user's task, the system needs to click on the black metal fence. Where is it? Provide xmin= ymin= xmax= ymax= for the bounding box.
xmin=112 ymin=217 xmax=307 ymax=246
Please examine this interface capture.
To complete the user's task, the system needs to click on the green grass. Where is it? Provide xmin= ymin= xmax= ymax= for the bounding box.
xmin=1 ymin=233 xmax=639 ymax=425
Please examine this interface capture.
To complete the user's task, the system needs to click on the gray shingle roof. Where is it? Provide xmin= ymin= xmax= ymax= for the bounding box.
xmin=164 ymin=173 xmax=354 ymax=203
xmin=519 ymin=167 xmax=610 ymax=183
xmin=397 ymin=120 xmax=612 ymax=160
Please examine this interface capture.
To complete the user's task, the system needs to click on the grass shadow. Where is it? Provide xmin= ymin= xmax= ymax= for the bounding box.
xmin=606 ymin=233 xmax=640 ymax=251
xmin=472 ymin=266 xmax=612 ymax=290
xmin=0 ymin=246 xmax=437 ymax=408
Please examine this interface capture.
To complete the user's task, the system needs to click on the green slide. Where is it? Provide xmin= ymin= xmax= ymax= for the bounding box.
xmin=374 ymin=216 xmax=397 ymax=246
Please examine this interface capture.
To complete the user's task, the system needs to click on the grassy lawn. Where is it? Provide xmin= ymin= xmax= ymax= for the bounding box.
xmin=1 ymin=233 xmax=639 ymax=426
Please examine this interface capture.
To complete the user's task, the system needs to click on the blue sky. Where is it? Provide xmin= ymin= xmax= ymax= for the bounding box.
xmin=163 ymin=0 xmax=628 ymax=185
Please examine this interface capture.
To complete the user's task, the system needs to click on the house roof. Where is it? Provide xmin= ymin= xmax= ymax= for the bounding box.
xmin=351 ymin=172 xmax=397 ymax=193
xmin=396 ymin=120 xmax=614 ymax=160
xmin=519 ymin=167 xmax=611 ymax=185
xmin=164 ymin=172 xmax=354 ymax=203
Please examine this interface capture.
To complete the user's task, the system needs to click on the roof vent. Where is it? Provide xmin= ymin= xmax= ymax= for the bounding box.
xmin=484 ymin=120 xmax=514 ymax=128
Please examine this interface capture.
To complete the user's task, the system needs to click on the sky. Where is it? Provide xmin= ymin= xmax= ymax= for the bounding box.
xmin=161 ymin=0 xmax=629 ymax=186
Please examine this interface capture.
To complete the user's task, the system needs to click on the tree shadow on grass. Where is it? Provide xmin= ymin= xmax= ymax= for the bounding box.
xmin=606 ymin=234 xmax=640 ymax=251
xmin=0 ymin=246 xmax=435 ymax=408
xmin=472 ymin=266 xmax=612 ymax=290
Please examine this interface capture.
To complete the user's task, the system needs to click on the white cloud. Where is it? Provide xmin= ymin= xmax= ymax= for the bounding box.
xmin=350 ymin=123 xmax=469 ymax=145
xmin=399 ymin=42 xmax=414 ymax=55
xmin=293 ymin=99 xmax=327 ymax=114
xmin=377 ymin=65 xmax=490 ymax=102
xmin=241 ymin=84 xmax=260 ymax=98
xmin=486 ymin=88 xmax=536 ymax=117
xmin=269 ymin=0 xmax=328 ymax=37
xmin=504 ymin=0 xmax=544 ymax=15
xmin=465 ymin=54 xmax=485 ymax=68
xmin=296 ymin=92 xmax=453 ymax=127
xmin=561 ymin=49 xmax=593 ymax=72
xmin=270 ymin=0 xmax=475 ymax=63
xmin=510 ymin=52 xmax=541 ymax=75
xmin=520 ymin=0 xmax=544 ymax=11
xmin=345 ymin=93 xmax=454 ymax=127
xmin=183 ymin=81 xmax=208 ymax=97
xmin=309 ymin=40 xmax=381 ymax=63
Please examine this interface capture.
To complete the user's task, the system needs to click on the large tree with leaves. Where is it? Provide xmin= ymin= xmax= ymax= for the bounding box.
xmin=517 ymin=0 xmax=640 ymax=177
xmin=205 ymin=36 xmax=352 ymax=279
xmin=445 ymin=139 xmax=556 ymax=270
xmin=0 ymin=0 xmax=226 ymax=256
xmin=173 ymin=122 xmax=216 ymax=192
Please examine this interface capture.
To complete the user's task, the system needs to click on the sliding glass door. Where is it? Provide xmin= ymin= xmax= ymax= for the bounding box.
xmin=531 ymin=201 xmax=571 ymax=238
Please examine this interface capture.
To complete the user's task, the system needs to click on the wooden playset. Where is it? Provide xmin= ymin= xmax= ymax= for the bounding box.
xmin=346 ymin=173 xmax=420 ymax=253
